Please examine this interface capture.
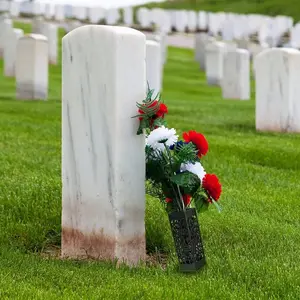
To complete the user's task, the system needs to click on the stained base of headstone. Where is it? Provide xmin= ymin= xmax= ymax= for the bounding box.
xmin=16 ymin=83 xmax=47 ymax=100
xmin=61 ymin=228 xmax=146 ymax=265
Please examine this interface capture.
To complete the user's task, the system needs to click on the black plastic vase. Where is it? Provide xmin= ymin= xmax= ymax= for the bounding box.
xmin=168 ymin=208 xmax=206 ymax=272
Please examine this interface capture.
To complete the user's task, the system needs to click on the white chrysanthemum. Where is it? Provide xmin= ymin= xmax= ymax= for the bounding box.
xmin=146 ymin=126 xmax=178 ymax=151
xmin=180 ymin=162 xmax=206 ymax=182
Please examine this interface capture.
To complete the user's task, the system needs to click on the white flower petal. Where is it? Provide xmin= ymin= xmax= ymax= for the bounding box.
xmin=180 ymin=162 xmax=206 ymax=182
xmin=146 ymin=126 xmax=178 ymax=151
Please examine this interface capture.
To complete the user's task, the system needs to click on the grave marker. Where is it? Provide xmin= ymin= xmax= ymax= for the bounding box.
xmin=4 ymin=28 xmax=24 ymax=77
xmin=16 ymin=34 xmax=48 ymax=100
xmin=222 ymin=49 xmax=250 ymax=100
xmin=62 ymin=25 xmax=146 ymax=265
xmin=255 ymin=48 xmax=300 ymax=132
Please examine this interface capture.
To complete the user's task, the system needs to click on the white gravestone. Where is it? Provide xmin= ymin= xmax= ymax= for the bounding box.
xmin=195 ymin=34 xmax=215 ymax=71
xmin=146 ymin=40 xmax=162 ymax=93
xmin=61 ymin=25 xmax=146 ymax=265
xmin=41 ymin=23 xmax=58 ymax=65
xmin=16 ymin=34 xmax=48 ymax=100
xmin=153 ymin=31 xmax=167 ymax=65
xmin=222 ymin=49 xmax=250 ymax=100
xmin=73 ymin=6 xmax=87 ymax=21
xmin=0 ymin=18 xmax=12 ymax=58
xmin=205 ymin=41 xmax=225 ymax=85
xmin=105 ymin=8 xmax=119 ymax=25
xmin=9 ymin=2 xmax=20 ymax=18
xmin=54 ymin=5 xmax=65 ymax=22
xmin=32 ymin=17 xmax=45 ymax=34
xmin=198 ymin=11 xmax=207 ymax=31
xmin=255 ymin=48 xmax=300 ymax=132
xmin=136 ymin=8 xmax=151 ymax=29
xmin=187 ymin=11 xmax=197 ymax=32
xmin=123 ymin=7 xmax=133 ymax=26
xmin=4 ymin=28 xmax=24 ymax=77
xmin=44 ymin=4 xmax=54 ymax=20
xmin=88 ymin=7 xmax=106 ymax=24
xmin=174 ymin=10 xmax=188 ymax=32
xmin=0 ymin=0 xmax=9 ymax=13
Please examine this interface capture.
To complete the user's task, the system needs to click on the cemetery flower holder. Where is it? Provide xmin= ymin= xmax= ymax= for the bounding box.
xmin=169 ymin=208 xmax=206 ymax=272
xmin=134 ymin=86 xmax=223 ymax=272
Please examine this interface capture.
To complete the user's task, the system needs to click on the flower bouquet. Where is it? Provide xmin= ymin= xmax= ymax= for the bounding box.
xmin=134 ymin=87 xmax=222 ymax=272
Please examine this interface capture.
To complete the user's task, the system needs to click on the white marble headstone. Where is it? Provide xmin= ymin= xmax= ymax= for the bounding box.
xmin=187 ymin=10 xmax=197 ymax=32
xmin=0 ymin=17 xmax=12 ymax=58
xmin=105 ymin=8 xmax=119 ymax=25
xmin=41 ymin=23 xmax=58 ymax=65
xmin=195 ymin=33 xmax=215 ymax=71
xmin=198 ymin=11 xmax=207 ymax=30
xmin=88 ymin=7 xmax=106 ymax=24
xmin=222 ymin=49 xmax=250 ymax=100
xmin=32 ymin=17 xmax=45 ymax=34
xmin=54 ymin=4 xmax=65 ymax=22
xmin=4 ymin=28 xmax=24 ymax=77
xmin=146 ymin=40 xmax=162 ymax=93
xmin=136 ymin=7 xmax=151 ymax=28
xmin=174 ymin=10 xmax=188 ymax=32
xmin=44 ymin=3 xmax=54 ymax=20
xmin=255 ymin=48 xmax=300 ymax=132
xmin=9 ymin=2 xmax=20 ymax=17
xmin=61 ymin=25 xmax=146 ymax=265
xmin=123 ymin=7 xmax=133 ymax=26
xmin=16 ymin=34 xmax=48 ymax=100
xmin=205 ymin=41 xmax=225 ymax=85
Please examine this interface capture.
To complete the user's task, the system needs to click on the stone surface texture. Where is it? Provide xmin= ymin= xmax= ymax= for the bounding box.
xmin=4 ymin=28 xmax=24 ymax=77
xmin=41 ymin=23 xmax=58 ymax=65
xmin=16 ymin=34 xmax=48 ymax=100
xmin=62 ymin=25 xmax=146 ymax=265
xmin=205 ymin=41 xmax=225 ymax=86
xmin=222 ymin=49 xmax=250 ymax=100
xmin=255 ymin=48 xmax=300 ymax=132
xmin=146 ymin=40 xmax=162 ymax=93
xmin=0 ymin=18 xmax=12 ymax=58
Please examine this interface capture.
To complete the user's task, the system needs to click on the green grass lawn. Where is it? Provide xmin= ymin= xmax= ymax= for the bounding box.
xmin=143 ymin=0 xmax=300 ymax=21
xmin=0 ymin=22 xmax=300 ymax=299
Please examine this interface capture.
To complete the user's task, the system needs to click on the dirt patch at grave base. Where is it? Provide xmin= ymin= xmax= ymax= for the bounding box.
xmin=41 ymin=244 xmax=169 ymax=270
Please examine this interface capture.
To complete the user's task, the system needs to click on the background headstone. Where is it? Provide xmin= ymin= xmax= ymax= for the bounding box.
xmin=4 ymin=28 xmax=24 ymax=77
xmin=222 ymin=49 xmax=250 ymax=100
xmin=205 ymin=41 xmax=225 ymax=85
xmin=16 ymin=34 xmax=48 ymax=100
xmin=146 ymin=40 xmax=162 ymax=93
xmin=0 ymin=17 xmax=12 ymax=58
xmin=255 ymin=48 xmax=300 ymax=132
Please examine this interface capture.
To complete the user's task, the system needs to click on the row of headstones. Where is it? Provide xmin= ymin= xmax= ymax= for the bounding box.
xmin=0 ymin=0 xmax=296 ymax=40
xmin=0 ymin=19 xmax=166 ymax=101
xmin=195 ymin=33 xmax=300 ymax=133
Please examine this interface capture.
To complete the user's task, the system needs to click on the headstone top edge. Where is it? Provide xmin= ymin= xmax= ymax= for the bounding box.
xmin=20 ymin=34 xmax=48 ymax=41
xmin=63 ymin=25 xmax=146 ymax=41
xmin=256 ymin=47 xmax=300 ymax=60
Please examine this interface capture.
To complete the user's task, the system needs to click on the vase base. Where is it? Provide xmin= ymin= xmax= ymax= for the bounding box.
xmin=180 ymin=257 xmax=206 ymax=273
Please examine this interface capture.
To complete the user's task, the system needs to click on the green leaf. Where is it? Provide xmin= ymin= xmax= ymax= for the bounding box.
xmin=170 ymin=172 xmax=200 ymax=189
xmin=194 ymin=194 xmax=209 ymax=213
xmin=153 ymin=117 xmax=167 ymax=128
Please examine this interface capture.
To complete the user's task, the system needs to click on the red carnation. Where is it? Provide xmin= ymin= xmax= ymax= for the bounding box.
xmin=202 ymin=174 xmax=222 ymax=202
xmin=183 ymin=194 xmax=192 ymax=206
xmin=138 ymin=100 xmax=168 ymax=120
xmin=183 ymin=130 xmax=208 ymax=158
xmin=165 ymin=194 xmax=191 ymax=207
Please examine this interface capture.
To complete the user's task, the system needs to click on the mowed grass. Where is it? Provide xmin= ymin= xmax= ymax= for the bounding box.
xmin=0 ymin=22 xmax=300 ymax=299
